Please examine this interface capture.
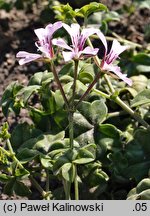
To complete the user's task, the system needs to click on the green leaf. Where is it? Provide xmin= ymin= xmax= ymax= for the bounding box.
xmin=78 ymin=63 xmax=95 ymax=84
xmin=29 ymin=108 xmax=51 ymax=131
xmin=76 ymin=2 xmax=107 ymax=18
xmin=73 ymin=112 xmax=93 ymax=137
xmin=16 ymin=148 xmax=40 ymax=163
xmin=4 ymin=178 xmax=31 ymax=196
xmin=1 ymin=81 xmax=23 ymax=116
xmin=4 ymin=178 xmax=16 ymax=195
xmin=41 ymin=89 xmax=56 ymax=113
xmin=53 ymin=3 xmax=76 ymax=21
xmin=136 ymin=65 xmax=150 ymax=73
xmin=138 ymin=189 xmax=150 ymax=200
xmin=61 ymin=163 xmax=75 ymax=182
xmin=138 ymin=0 xmax=150 ymax=9
xmin=131 ymin=89 xmax=150 ymax=107
xmin=87 ymin=169 xmax=109 ymax=189
xmin=13 ymin=180 xmax=31 ymax=196
xmin=132 ymin=53 xmax=150 ymax=66
xmin=15 ymin=167 xmax=30 ymax=179
xmin=134 ymin=128 xmax=150 ymax=154
xmin=28 ymin=71 xmax=53 ymax=86
xmin=34 ymin=131 xmax=65 ymax=153
xmin=53 ymin=155 xmax=70 ymax=175
xmin=77 ymin=100 xmax=107 ymax=124
xmin=94 ymin=124 xmax=121 ymax=158
xmin=119 ymin=87 xmax=137 ymax=98
xmin=124 ymin=162 xmax=150 ymax=182
xmin=98 ymin=124 xmax=120 ymax=138
xmin=40 ymin=155 xmax=53 ymax=169
xmin=0 ymin=174 xmax=12 ymax=183
xmin=73 ymin=148 xmax=95 ymax=164
xmin=136 ymin=178 xmax=150 ymax=194
xmin=103 ymin=11 xmax=120 ymax=22
xmin=19 ymin=131 xmax=65 ymax=154
xmin=16 ymin=85 xmax=41 ymax=104
xmin=76 ymin=128 xmax=94 ymax=146
xmin=80 ymin=161 xmax=108 ymax=190
xmin=59 ymin=62 xmax=74 ymax=77
xmin=10 ymin=122 xmax=42 ymax=150
xmin=131 ymin=75 xmax=148 ymax=92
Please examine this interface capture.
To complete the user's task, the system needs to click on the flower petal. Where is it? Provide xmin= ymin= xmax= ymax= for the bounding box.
xmin=96 ymin=29 xmax=108 ymax=55
xmin=34 ymin=28 xmax=46 ymax=41
xmin=36 ymin=44 xmax=51 ymax=58
xmin=63 ymin=23 xmax=80 ymax=48
xmin=34 ymin=22 xmax=62 ymax=42
xmin=80 ymin=46 xmax=99 ymax=56
xmin=103 ymin=62 xmax=132 ymax=86
xmin=63 ymin=23 xmax=80 ymax=38
xmin=110 ymin=39 xmax=128 ymax=56
xmin=62 ymin=51 xmax=75 ymax=62
xmin=46 ymin=21 xmax=62 ymax=39
xmin=16 ymin=51 xmax=41 ymax=65
xmin=52 ymin=38 xmax=72 ymax=51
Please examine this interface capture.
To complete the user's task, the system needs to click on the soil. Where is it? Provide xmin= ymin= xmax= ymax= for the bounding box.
xmin=0 ymin=0 xmax=149 ymax=199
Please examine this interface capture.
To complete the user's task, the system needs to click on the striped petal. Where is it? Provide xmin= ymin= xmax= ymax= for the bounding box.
xmin=103 ymin=62 xmax=132 ymax=86
xmin=62 ymin=51 xmax=75 ymax=62
xmin=16 ymin=51 xmax=42 ymax=65
xmin=79 ymin=46 xmax=99 ymax=56
xmin=52 ymin=38 xmax=72 ymax=51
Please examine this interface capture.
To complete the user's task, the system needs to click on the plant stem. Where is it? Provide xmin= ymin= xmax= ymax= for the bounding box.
xmin=104 ymin=74 xmax=115 ymax=93
xmin=45 ymin=169 xmax=50 ymax=200
xmin=74 ymin=165 xmax=79 ymax=200
xmin=114 ymin=96 xmax=150 ymax=129
xmin=75 ymin=72 xmax=101 ymax=108
xmin=72 ymin=60 xmax=79 ymax=103
xmin=63 ymin=179 xmax=71 ymax=200
xmin=92 ymin=88 xmax=110 ymax=99
xmin=29 ymin=175 xmax=49 ymax=199
xmin=50 ymin=61 xmax=69 ymax=109
xmin=6 ymin=139 xmax=24 ymax=169
xmin=68 ymin=111 xmax=74 ymax=149
xmin=0 ymin=147 xmax=11 ymax=157
xmin=68 ymin=60 xmax=79 ymax=149
xmin=107 ymin=110 xmax=127 ymax=119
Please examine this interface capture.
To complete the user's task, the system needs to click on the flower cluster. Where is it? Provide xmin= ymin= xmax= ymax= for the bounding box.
xmin=16 ymin=21 xmax=132 ymax=86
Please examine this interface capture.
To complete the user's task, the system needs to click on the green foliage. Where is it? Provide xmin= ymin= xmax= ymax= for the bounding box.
xmin=131 ymin=89 xmax=150 ymax=107
xmin=127 ymin=178 xmax=150 ymax=200
xmin=53 ymin=2 xmax=107 ymax=22
xmin=75 ymin=2 xmax=107 ymax=18
xmin=1 ymin=81 xmax=23 ymax=116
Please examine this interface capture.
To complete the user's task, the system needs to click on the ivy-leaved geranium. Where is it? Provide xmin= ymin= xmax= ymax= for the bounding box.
xmin=52 ymin=23 xmax=106 ymax=61
xmin=16 ymin=21 xmax=62 ymax=65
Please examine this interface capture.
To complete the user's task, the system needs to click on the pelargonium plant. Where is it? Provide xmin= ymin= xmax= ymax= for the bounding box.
xmin=0 ymin=2 xmax=150 ymax=200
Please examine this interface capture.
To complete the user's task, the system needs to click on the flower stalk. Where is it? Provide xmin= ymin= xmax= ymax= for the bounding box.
xmin=74 ymin=165 xmax=79 ymax=200
xmin=50 ymin=61 xmax=69 ymax=109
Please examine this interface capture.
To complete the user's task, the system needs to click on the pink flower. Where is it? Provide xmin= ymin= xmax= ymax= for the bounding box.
xmin=100 ymin=39 xmax=132 ymax=86
xmin=52 ymin=23 xmax=106 ymax=62
xmin=16 ymin=21 xmax=62 ymax=65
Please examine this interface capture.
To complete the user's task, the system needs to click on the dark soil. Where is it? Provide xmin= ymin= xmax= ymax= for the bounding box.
xmin=0 ymin=0 xmax=149 ymax=199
